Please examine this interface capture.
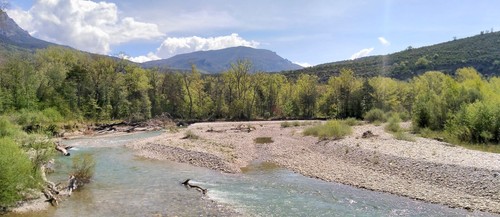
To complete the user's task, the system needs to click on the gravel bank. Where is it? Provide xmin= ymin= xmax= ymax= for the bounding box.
xmin=128 ymin=121 xmax=500 ymax=214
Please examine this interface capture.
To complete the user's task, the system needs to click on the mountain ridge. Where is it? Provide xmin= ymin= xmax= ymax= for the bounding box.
xmin=142 ymin=46 xmax=303 ymax=73
xmin=283 ymin=31 xmax=500 ymax=81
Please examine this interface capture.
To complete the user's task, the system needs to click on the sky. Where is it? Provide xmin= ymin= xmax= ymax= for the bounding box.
xmin=5 ymin=0 xmax=500 ymax=67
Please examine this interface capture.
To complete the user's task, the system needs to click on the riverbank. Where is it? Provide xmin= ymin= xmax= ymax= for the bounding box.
xmin=128 ymin=121 xmax=500 ymax=214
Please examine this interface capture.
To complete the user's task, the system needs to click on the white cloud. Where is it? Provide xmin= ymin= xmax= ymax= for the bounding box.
xmin=293 ymin=62 xmax=313 ymax=67
xmin=6 ymin=0 xmax=164 ymax=54
xmin=121 ymin=52 xmax=160 ymax=63
xmin=350 ymin=48 xmax=374 ymax=60
xmin=378 ymin=37 xmax=390 ymax=46
xmin=155 ymin=33 xmax=260 ymax=59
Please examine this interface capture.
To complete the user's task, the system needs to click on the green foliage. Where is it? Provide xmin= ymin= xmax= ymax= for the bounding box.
xmin=0 ymin=116 xmax=22 ymax=138
xmin=343 ymin=117 xmax=361 ymax=126
xmin=364 ymin=108 xmax=387 ymax=123
xmin=72 ymin=153 xmax=96 ymax=184
xmin=0 ymin=138 xmax=36 ymax=206
xmin=385 ymin=115 xmax=402 ymax=133
xmin=281 ymin=121 xmax=291 ymax=128
xmin=254 ymin=137 xmax=274 ymax=144
xmin=393 ymin=131 xmax=416 ymax=142
xmin=303 ymin=120 xmax=352 ymax=140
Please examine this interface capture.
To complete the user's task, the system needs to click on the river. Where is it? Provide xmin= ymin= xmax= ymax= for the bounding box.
xmin=7 ymin=131 xmax=498 ymax=216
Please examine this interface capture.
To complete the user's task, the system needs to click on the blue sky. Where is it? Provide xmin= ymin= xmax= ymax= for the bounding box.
xmin=6 ymin=0 xmax=500 ymax=66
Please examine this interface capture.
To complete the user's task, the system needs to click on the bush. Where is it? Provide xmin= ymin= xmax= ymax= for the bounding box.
xmin=281 ymin=121 xmax=291 ymax=128
xmin=0 ymin=138 xmax=36 ymax=206
xmin=385 ymin=115 xmax=402 ymax=133
xmin=394 ymin=131 xmax=416 ymax=142
xmin=0 ymin=116 xmax=23 ymax=138
xmin=72 ymin=153 xmax=95 ymax=184
xmin=182 ymin=130 xmax=200 ymax=140
xmin=303 ymin=120 xmax=352 ymax=140
xmin=343 ymin=117 xmax=360 ymax=126
xmin=254 ymin=137 xmax=274 ymax=144
xmin=364 ymin=108 xmax=387 ymax=123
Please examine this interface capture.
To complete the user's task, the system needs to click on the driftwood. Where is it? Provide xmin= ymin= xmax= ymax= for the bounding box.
xmin=67 ymin=175 xmax=78 ymax=196
xmin=230 ymin=124 xmax=256 ymax=133
xmin=55 ymin=142 xmax=73 ymax=156
xmin=181 ymin=179 xmax=207 ymax=195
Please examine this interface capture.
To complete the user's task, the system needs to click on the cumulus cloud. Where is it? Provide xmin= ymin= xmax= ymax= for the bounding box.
xmin=350 ymin=48 xmax=374 ymax=60
xmin=6 ymin=0 xmax=164 ymax=54
xmin=155 ymin=33 xmax=260 ymax=59
xmin=378 ymin=37 xmax=390 ymax=46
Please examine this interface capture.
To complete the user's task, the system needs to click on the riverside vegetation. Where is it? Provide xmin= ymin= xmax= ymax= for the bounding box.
xmin=1 ymin=46 xmax=500 ymax=210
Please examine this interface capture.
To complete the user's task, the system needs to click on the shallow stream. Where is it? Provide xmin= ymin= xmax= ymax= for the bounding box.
xmin=8 ymin=132 xmax=498 ymax=216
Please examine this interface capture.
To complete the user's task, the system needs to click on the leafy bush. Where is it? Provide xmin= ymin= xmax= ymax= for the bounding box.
xmin=0 ymin=138 xmax=36 ymax=206
xmin=385 ymin=115 xmax=402 ymax=133
xmin=0 ymin=116 xmax=23 ymax=138
xmin=343 ymin=117 xmax=360 ymax=126
xmin=72 ymin=153 xmax=96 ymax=184
xmin=446 ymin=101 xmax=500 ymax=143
xmin=254 ymin=137 xmax=274 ymax=144
xmin=363 ymin=108 xmax=387 ymax=123
xmin=303 ymin=120 xmax=352 ymax=140
xmin=394 ymin=131 xmax=416 ymax=142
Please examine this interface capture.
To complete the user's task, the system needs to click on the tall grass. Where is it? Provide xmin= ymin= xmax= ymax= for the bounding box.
xmin=303 ymin=120 xmax=352 ymax=140
xmin=72 ymin=153 xmax=95 ymax=184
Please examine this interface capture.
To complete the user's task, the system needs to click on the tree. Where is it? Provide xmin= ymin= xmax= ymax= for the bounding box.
xmin=295 ymin=74 xmax=319 ymax=118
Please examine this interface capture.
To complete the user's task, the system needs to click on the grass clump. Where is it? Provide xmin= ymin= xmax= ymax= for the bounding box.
xmin=363 ymin=108 xmax=387 ymax=123
xmin=303 ymin=120 xmax=352 ymax=140
xmin=254 ymin=137 xmax=274 ymax=144
xmin=385 ymin=115 xmax=401 ymax=133
xmin=281 ymin=121 xmax=291 ymax=128
xmin=394 ymin=131 xmax=416 ymax=142
xmin=343 ymin=117 xmax=361 ymax=126
xmin=182 ymin=130 xmax=200 ymax=140
xmin=72 ymin=153 xmax=96 ymax=184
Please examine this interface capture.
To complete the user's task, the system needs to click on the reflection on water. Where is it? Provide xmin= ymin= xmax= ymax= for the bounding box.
xmin=7 ymin=132 xmax=499 ymax=217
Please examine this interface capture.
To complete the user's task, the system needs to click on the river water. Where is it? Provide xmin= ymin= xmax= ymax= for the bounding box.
xmin=8 ymin=132 xmax=499 ymax=216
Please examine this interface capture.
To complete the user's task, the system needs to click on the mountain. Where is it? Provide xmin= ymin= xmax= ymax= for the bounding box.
xmin=0 ymin=10 xmax=56 ymax=50
xmin=142 ymin=46 xmax=303 ymax=73
xmin=284 ymin=31 xmax=500 ymax=81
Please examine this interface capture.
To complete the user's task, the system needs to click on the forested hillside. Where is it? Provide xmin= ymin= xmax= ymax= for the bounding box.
xmin=284 ymin=31 xmax=500 ymax=81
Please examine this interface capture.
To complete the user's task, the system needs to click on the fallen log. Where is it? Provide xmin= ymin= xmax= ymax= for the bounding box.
xmin=55 ymin=142 xmax=73 ymax=156
xmin=67 ymin=175 xmax=78 ymax=196
xmin=181 ymin=179 xmax=207 ymax=195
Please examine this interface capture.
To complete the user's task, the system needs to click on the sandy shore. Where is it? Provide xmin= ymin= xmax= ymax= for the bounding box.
xmin=128 ymin=121 xmax=500 ymax=214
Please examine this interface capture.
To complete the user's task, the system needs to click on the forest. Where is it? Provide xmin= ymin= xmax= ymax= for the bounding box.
xmin=1 ymin=46 xmax=500 ymax=206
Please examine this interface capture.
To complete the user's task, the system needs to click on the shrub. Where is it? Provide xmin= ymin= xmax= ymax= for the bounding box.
xmin=254 ymin=137 xmax=274 ymax=144
xmin=72 ymin=153 xmax=96 ymax=184
xmin=343 ymin=117 xmax=360 ymax=126
xmin=0 ymin=116 xmax=23 ymax=138
xmin=363 ymin=108 xmax=387 ymax=123
xmin=394 ymin=131 xmax=416 ymax=142
xmin=303 ymin=120 xmax=352 ymax=140
xmin=385 ymin=115 xmax=402 ymax=133
xmin=281 ymin=121 xmax=291 ymax=128
xmin=0 ymin=138 xmax=36 ymax=206
xmin=182 ymin=130 xmax=200 ymax=140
